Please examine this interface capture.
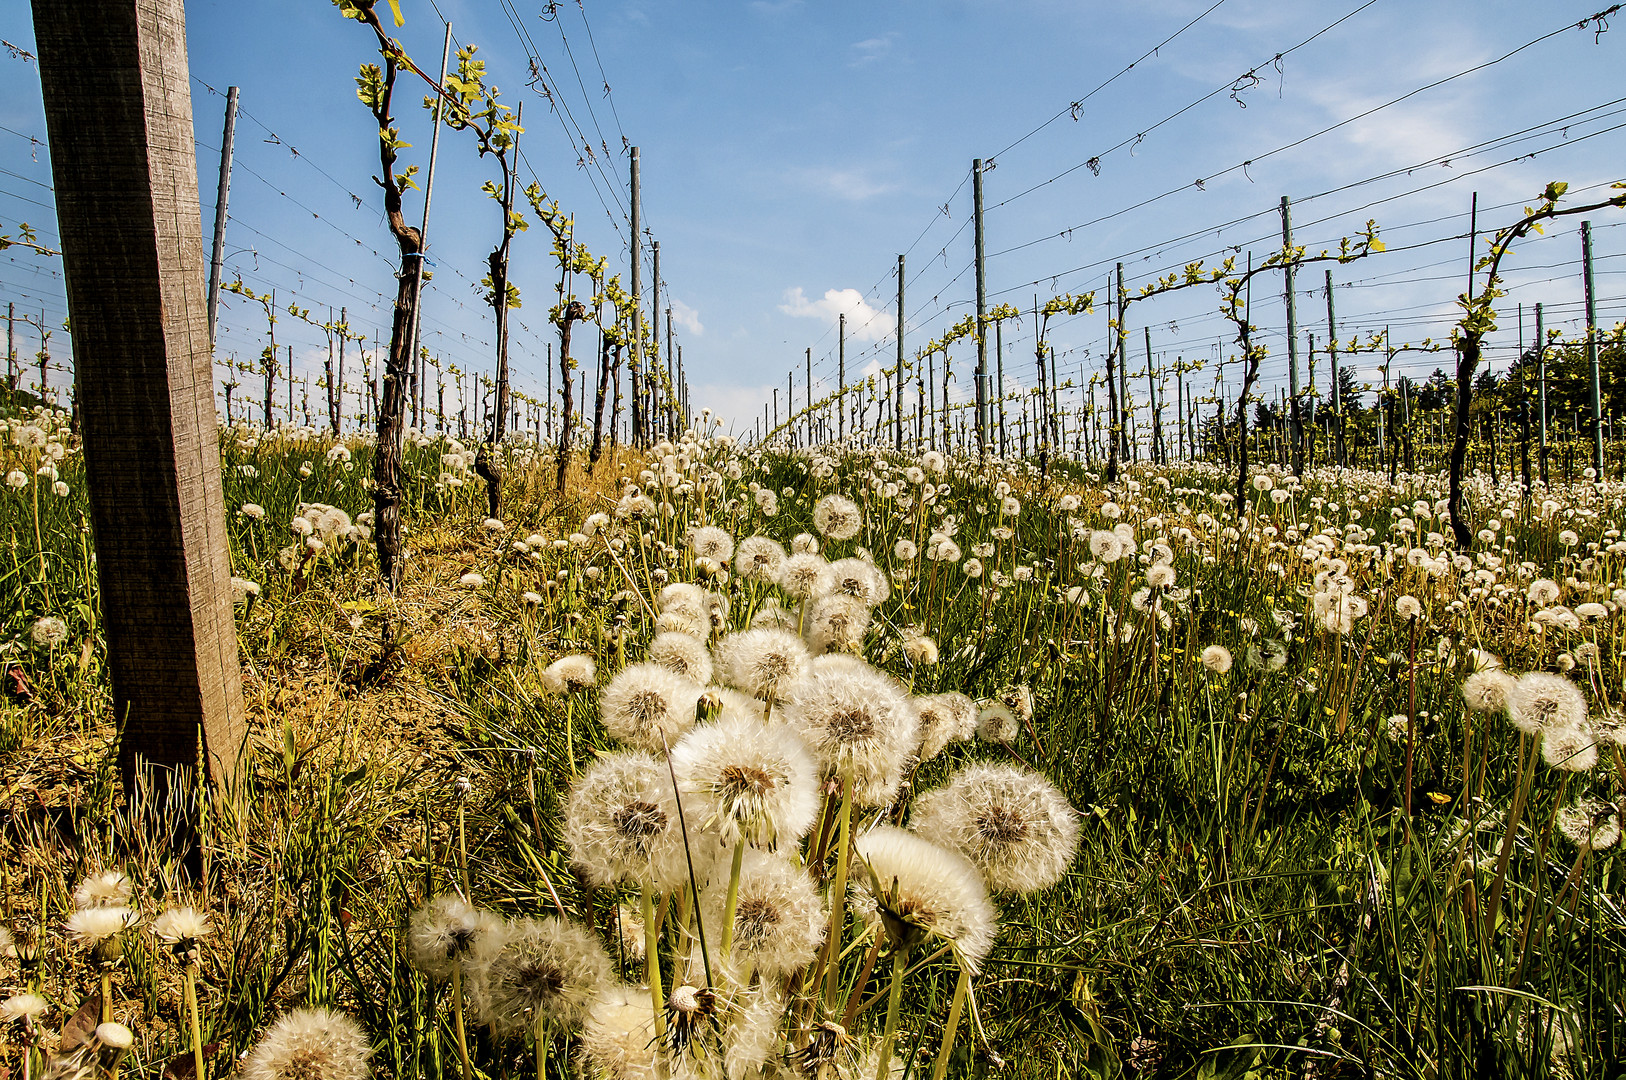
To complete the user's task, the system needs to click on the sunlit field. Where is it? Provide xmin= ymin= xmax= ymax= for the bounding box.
xmin=4 ymin=400 xmax=1624 ymax=1080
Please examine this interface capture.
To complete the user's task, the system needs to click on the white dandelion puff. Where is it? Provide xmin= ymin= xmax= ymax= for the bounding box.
xmin=600 ymin=663 xmax=704 ymax=753
xmin=850 ymin=826 xmax=997 ymax=973
xmin=911 ymin=764 xmax=1080 ymax=894
xmin=240 ymin=1007 xmax=372 ymax=1080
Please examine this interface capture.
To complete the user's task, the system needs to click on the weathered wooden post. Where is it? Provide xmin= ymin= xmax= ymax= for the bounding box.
xmin=33 ymin=0 xmax=247 ymax=786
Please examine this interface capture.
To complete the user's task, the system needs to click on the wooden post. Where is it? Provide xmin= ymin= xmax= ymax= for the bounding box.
xmin=33 ymin=0 xmax=247 ymax=785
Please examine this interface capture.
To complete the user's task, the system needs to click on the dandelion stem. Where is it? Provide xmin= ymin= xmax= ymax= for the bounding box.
xmin=100 ymin=969 xmax=111 ymax=1024
xmin=929 ymin=965 xmax=971 ymax=1080
xmin=719 ymin=840 xmax=746 ymax=960
xmin=185 ymin=963 xmax=206 ymax=1080
xmin=824 ymin=771 xmax=855 ymax=1011
xmin=450 ymin=965 xmax=473 ymax=1080
xmin=1483 ymin=731 xmax=1538 ymax=941
xmin=533 ymin=1011 xmax=547 ymax=1080
xmin=874 ymin=944 xmax=910 ymax=1080
xmin=642 ymin=882 xmax=667 ymax=1044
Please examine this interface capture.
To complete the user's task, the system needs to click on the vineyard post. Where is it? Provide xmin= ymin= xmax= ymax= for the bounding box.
xmin=651 ymin=239 xmax=662 ymax=438
xmin=1582 ymin=220 xmax=1603 ymax=478
xmin=407 ymin=20 xmax=451 ymax=431
xmin=972 ymin=158 xmax=988 ymax=454
xmin=5 ymin=302 xmax=13 ymax=390
xmin=34 ymin=0 xmax=247 ymax=791
xmin=205 ymin=85 xmax=238 ymax=348
xmin=1326 ymin=268 xmax=1342 ymax=466
xmin=805 ymin=347 xmax=812 ymax=446
xmin=263 ymin=289 xmax=276 ymax=427
xmin=338 ymin=306 xmax=348 ymax=433
xmin=629 ymin=147 xmax=643 ymax=447
xmin=837 ymin=312 xmax=846 ymax=442
xmin=996 ymin=316 xmax=1007 ymax=455
xmin=1281 ymin=196 xmax=1303 ymax=475
xmin=1175 ymin=362 xmax=1185 ymax=459
xmin=666 ymin=308 xmax=676 ymax=438
xmin=1144 ymin=328 xmax=1161 ymax=464
xmin=895 ymin=254 xmax=904 ymax=451
xmin=1536 ymin=302 xmax=1548 ymax=484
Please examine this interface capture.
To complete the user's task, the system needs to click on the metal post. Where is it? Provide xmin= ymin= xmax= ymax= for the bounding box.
xmin=1281 ymin=196 xmax=1303 ymax=475
xmin=629 ymin=146 xmax=642 ymax=446
xmin=1583 ymin=220 xmax=1603 ymax=478
xmin=996 ymin=316 xmax=1006 ymax=455
xmin=838 ymin=312 xmax=846 ymax=442
xmin=1326 ymin=268 xmax=1341 ymax=466
xmin=1536 ymin=302 xmax=1548 ymax=485
xmin=805 ymin=347 xmax=812 ymax=445
xmin=972 ymin=158 xmax=988 ymax=452
xmin=895 ymin=254 xmax=904 ymax=451
xmin=205 ymin=85 xmax=238 ymax=349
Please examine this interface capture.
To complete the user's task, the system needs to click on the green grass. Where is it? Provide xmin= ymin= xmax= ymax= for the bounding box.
xmin=2 ymin=410 xmax=1624 ymax=1079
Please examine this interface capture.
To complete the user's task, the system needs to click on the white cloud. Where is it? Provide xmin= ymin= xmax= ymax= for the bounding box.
xmin=849 ymin=34 xmax=895 ymax=66
xmin=691 ymin=381 xmax=781 ymax=434
xmin=669 ymin=298 xmax=703 ymax=336
xmin=778 ymin=286 xmax=892 ymax=341
xmin=788 ymin=165 xmax=899 ymax=202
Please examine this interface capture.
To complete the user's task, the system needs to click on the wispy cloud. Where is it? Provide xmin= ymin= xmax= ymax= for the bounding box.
xmin=747 ymin=0 xmax=802 ymax=15
xmin=669 ymin=298 xmax=704 ymax=336
xmin=787 ymin=165 xmax=899 ymax=201
xmin=778 ymin=286 xmax=891 ymax=341
xmin=849 ymin=33 xmax=895 ymax=66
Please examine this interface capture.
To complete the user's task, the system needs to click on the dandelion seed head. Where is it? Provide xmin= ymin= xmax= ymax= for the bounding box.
xmin=240 ymin=1007 xmax=372 ymax=1080
xmin=30 ymin=616 xmax=68 ymax=648
xmin=812 ymin=495 xmax=862 ymax=541
xmin=804 ymin=593 xmax=873 ymax=653
xmin=647 ymin=632 xmax=714 ymax=684
xmin=1 ymin=993 xmax=47 ymax=1022
xmin=1508 ymin=672 xmax=1587 ymax=735
xmin=850 ymin=825 xmax=996 ymax=972
xmin=915 ymin=692 xmax=979 ymax=762
xmin=713 ymin=628 xmax=810 ymax=700
xmin=816 ymin=557 xmax=890 ymax=606
xmin=734 ymin=536 xmax=787 ymax=582
xmin=781 ymin=656 xmax=918 ymax=794
xmin=689 ymin=526 xmax=735 ymax=563
xmin=1200 ymin=645 xmax=1233 ymax=674
xmin=911 ymin=764 xmax=1080 ymax=895
xmin=776 ymin=553 xmax=827 ymax=599
xmin=466 ymin=916 xmax=611 ymax=1034
xmin=600 ymin=663 xmax=704 ymax=753
xmin=1541 ymin=724 xmax=1599 ymax=772
xmin=65 ymin=906 xmax=136 ymax=945
xmin=542 ymin=654 xmax=598 ymax=695
xmin=977 ymin=702 xmax=1019 ymax=744
xmin=1556 ymin=797 xmax=1620 ymax=851
xmin=701 ymin=849 xmax=824 ymax=980
xmin=565 ymin=751 xmax=703 ymax=892
xmin=578 ymin=985 xmax=660 ymax=1080
xmin=670 ymin=713 xmax=819 ymax=847
xmin=73 ymin=871 xmax=132 ymax=910
xmin=407 ymin=895 xmax=500 ymax=980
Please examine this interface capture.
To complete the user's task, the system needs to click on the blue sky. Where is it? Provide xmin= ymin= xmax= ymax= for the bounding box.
xmin=2 ymin=0 xmax=1623 ymax=439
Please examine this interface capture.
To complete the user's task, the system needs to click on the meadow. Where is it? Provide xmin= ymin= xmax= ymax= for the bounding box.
xmin=2 ymin=401 xmax=1624 ymax=1080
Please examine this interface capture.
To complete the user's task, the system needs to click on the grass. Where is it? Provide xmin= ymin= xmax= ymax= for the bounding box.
xmin=2 ymin=405 xmax=1624 ymax=1079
